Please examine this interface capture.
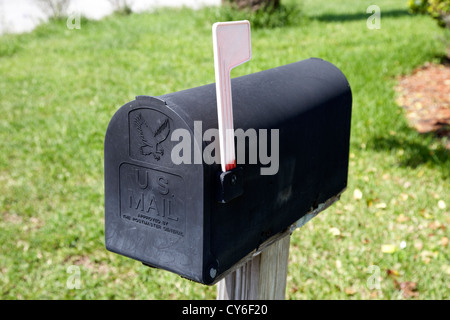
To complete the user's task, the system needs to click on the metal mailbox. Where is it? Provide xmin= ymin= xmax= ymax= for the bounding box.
xmin=104 ymin=58 xmax=352 ymax=285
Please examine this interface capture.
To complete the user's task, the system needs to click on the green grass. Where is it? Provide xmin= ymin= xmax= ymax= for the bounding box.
xmin=1 ymin=0 xmax=449 ymax=299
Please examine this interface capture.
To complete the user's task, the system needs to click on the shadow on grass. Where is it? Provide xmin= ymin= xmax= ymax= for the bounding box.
xmin=311 ymin=9 xmax=411 ymax=23
xmin=370 ymin=129 xmax=449 ymax=177
xmin=436 ymin=53 xmax=450 ymax=66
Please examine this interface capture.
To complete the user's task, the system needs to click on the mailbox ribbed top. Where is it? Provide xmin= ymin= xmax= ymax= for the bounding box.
xmin=160 ymin=58 xmax=351 ymax=132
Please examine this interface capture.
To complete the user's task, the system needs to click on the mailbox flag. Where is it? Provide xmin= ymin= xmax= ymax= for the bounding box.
xmin=212 ymin=20 xmax=252 ymax=172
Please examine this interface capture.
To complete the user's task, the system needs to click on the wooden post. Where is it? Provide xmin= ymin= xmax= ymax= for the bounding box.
xmin=217 ymin=234 xmax=291 ymax=300
xmin=216 ymin=193 xmax=342 ymax=300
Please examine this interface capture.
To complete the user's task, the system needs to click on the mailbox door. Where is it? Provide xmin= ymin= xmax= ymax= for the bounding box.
xmin=104 ymin=96 xmax=206 ymax=283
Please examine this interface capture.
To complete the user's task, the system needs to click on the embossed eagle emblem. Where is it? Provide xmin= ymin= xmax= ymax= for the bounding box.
xmin=134 ymin=113 xmax=170 ymax=160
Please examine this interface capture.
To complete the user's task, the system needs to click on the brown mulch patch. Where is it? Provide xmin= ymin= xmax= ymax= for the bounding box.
xmin=395 ymin=61 xmax=450 ymax=149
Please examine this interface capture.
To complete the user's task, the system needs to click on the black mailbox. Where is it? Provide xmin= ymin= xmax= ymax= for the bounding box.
xmin=104 ymin=58 xmax=352 ymax=285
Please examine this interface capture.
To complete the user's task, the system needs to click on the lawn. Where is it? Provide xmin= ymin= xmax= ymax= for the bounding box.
xmin=0 ymin=0 xmax=449 ymax=299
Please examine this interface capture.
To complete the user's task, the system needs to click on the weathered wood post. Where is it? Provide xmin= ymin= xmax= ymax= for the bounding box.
xmin=217 ymin=233 xmax=290 ymax=300
xmin=216 ymin=194 xmax=341 ymax=300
